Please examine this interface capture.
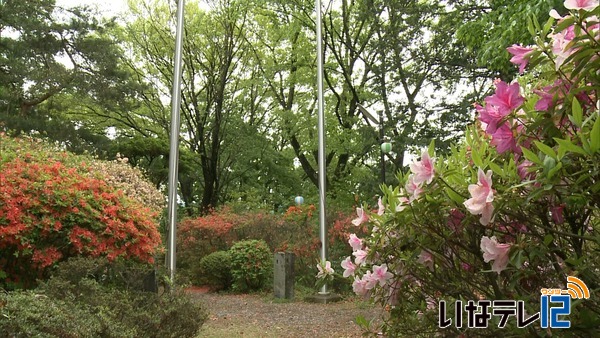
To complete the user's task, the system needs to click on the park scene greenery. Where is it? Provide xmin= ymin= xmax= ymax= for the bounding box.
xmin=1 ymin=0 xmax=598 ymax=336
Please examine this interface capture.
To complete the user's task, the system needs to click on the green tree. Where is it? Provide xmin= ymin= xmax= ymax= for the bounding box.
xmin=452 ymin=0 xmax=564 ymax=79
xmin=121 ymin=0 xmax=304 ymax=214
xmin=0 ymin=0 xmax=142 ymax=155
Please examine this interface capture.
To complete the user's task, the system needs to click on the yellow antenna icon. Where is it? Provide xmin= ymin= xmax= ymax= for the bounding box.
xmin=565 ymin=276 xmax=590 ymax=299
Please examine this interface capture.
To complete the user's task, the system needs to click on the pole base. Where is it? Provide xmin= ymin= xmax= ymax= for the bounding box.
xmin=304 ymin=292 xmax=342 ymax=304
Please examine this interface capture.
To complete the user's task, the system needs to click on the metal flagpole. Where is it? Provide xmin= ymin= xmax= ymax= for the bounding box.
xmin=315 ymin=0 xmax=328 ymax=295
xmin=167 ymin=0 xmax=186 ymax=287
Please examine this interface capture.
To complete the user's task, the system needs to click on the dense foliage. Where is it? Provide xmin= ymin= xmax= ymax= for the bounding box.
xmin=0 ymin=0 xmax=142 ymax=155
xmin=0 ymin=135 xmax=162 ymax=289
xmin=198 ymin=250 xmax=233 ymax=290
xmin=3 ymin=0 xmax=562 ymax=214
xmin=326 ymin=2 xmax=600 ymax=336
xmin=176 ymin=205 xmax=364 ymax=289
xmin=229 ymin=239 xmax=273 ymax=292
xmin=0 ymin=257 xmax=206 ymax=337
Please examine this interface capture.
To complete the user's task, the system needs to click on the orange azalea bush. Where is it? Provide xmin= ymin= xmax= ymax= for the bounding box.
xmin=0 ymin=135 xmax=162 ymax=289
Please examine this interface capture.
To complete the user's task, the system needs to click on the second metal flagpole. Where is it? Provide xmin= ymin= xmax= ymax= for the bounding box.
xmin=315 ymin=0 xmax=328 ymax=295
xmin=166 ymin=0 xmax=186 ymax=287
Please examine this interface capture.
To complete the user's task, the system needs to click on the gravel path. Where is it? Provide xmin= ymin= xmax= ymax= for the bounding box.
xmin=188 ymin=290 xmax=384 ymax=338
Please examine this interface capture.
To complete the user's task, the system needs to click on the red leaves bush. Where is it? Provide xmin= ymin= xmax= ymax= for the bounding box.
xmin=176 ymin=204 xmax=365 ymax=286
xmin=0 ymin=135 xmax=162 ymax=289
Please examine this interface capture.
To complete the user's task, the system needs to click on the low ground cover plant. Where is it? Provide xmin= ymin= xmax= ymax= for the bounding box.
xmin=0 ymin=257 xmax=206 ymax=337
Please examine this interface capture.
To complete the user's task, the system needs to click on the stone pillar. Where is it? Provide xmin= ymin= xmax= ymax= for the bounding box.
xmin=273 ymin=252 xmax=295 ymax=299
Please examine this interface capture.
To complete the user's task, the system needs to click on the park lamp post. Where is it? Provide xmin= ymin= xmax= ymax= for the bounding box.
xmin=166 ymin=0 xmax=185 ymax=288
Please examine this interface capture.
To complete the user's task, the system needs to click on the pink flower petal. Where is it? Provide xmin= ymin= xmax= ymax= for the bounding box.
xmin=564 ymin=0 xmax=598 ymax=11
xmin=351 ymin=207 xmax=368 ymax=226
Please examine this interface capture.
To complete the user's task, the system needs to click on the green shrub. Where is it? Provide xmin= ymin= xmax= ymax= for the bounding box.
xmin=47 ymin=256 xmax=157 ymax=292
xmin=0 ymin=288 xmax=136 ymax=337
xmin=0 ymin=257 xmax=207 ymax=337
xmin=337 ymin=5 xmax=600 ymax=336
xmin=176 ymin=207 xmax=240 ymax=283
xmin=229 ymin=239 xmax=272 ymax=292
xmin=198 ymin=250 xmax=232 ymax=290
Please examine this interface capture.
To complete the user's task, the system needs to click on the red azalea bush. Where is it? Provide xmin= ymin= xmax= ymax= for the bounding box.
xmin=176 ymin=204 xmax=364 ymax=289
xmin=176 ymin=207 xmax=242 ymax=282
xmin=0 ymin=135 xmax=163 ymax=289
xmin=324 ymin=3 xmax=600 ymax=337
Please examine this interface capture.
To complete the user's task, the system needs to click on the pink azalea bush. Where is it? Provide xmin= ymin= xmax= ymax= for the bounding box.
xmin=333 ymin=3 xmax=600 ymax=336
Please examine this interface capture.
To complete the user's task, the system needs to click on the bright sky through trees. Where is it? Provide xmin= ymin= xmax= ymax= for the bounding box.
xmin=56 ymin=0 xmax=128 ymax=16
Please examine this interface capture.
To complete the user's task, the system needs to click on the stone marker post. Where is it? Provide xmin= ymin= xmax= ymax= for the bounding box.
xmin=274 ymin=252 xmax=295 ymax=299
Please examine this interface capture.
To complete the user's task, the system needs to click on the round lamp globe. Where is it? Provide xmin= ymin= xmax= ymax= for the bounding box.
xmin=381 ymin=142 xmax=392 ymax=153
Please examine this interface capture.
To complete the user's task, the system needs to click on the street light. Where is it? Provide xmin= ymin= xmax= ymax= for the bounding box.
xmin=294 ymin=196 xmax=304 ymax=206
xmin=381 ymin=142 xmax=392 ymax=153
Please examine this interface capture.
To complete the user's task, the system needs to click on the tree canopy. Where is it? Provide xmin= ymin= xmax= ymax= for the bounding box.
xmin=1 ymin=0 xmax=562 ymax=215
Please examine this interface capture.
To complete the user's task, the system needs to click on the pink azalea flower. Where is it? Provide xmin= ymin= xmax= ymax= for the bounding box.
xmin=534 ymin=85 xmax=556 ymax=111
xmin=499 ymin=222 xmax=528 ymax=243
xmin=476 ymin=102 xmax=508 ymax=135
xmin=551 ymin=204 xmax=565 ymax=224
xmin=363 ymin=271 xmax=378 ymax=290
xmin=409 ymin=150 xmax=435 ymax=185
xmin=517 ymin=159 xmax=535 ymax=180
xmin=386 ymin=280 xmax=402 ymax=306
xmin=352 ymin=275 xmax=370 ymax=296
xmin=417 ymin=250 xmax=434 ymax=271
xmin=464 ymin=169 xmax=495 ymax=225
xmin=395 ymin=194 xmax=410 ymax=212
xmin=507 ymin=44 xmax=534 ymax=74
xmin=316 ymin=260 xmax=335 ymax=279
xmin=405 ymin=175 xmax=424 ymax=202
xmin=351 ymin=207 xmax=368 ymax=226
xmin=480 ymin=236 xmax=512 ymax=274
xmin=377 ymin=197 xmax=385 ymax=216
xmin=551 ymin=28 xmax=576 ymax=69
xmin=348 ymin=233 xmax=363 ymax=251
xmin=371 ymin=264 xmax=393 ymax=287
xmin=447 ymin=209 xmax=465 ymax=233
xmin=426 ymin=297 xmax=437 ymax=311
xmin=479 ymin=201 xmax=495 ymax=226
xmin=549 ymin=9 xmax=564 ymax=19
xmin=341 ymin=256 xmax=356 ymax=278
xmin=491 ymin=123 xmax=520 ymax=154
xmin=485 ymin=81 xmax=525 ymax=116
xmin=564 ymin=0 xmax=598 ymax=11
xmin=353 ymin=248 xmax=368 ymax=266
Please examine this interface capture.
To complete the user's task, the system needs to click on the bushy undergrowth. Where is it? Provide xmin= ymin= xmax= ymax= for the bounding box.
xmin=198 ymin=250 xmax=232 ymax=290
xmin=0 ymin=257 xmax=206 ymax=337
xmin=177 ymin=205 xmax=365 ymax=290
xmin=229 ymin=239 xmax=272 ymax=292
